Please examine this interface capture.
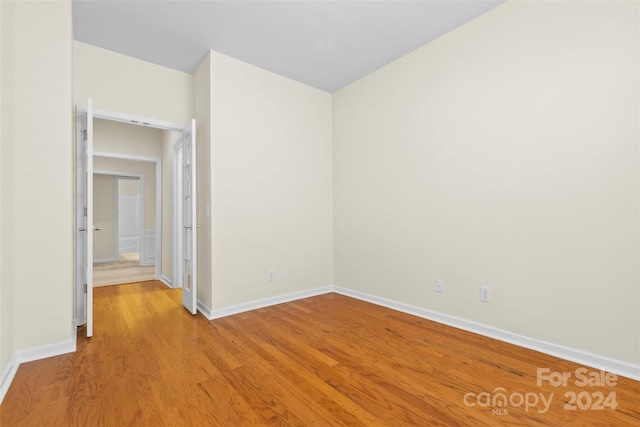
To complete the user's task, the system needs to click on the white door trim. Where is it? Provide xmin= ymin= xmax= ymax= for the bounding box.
xmin=94 ymin=152 xmax=161 ymax=279
xmin=93 ymin=109 xmax=184 ymax=132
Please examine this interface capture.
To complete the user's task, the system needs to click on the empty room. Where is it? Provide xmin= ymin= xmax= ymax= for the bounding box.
xmin=0 ymin=0 xmax=638 ymax=426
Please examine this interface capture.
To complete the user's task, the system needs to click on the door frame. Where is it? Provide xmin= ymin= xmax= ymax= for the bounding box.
xmin=76 ymin=107 xmax=190 ymax=327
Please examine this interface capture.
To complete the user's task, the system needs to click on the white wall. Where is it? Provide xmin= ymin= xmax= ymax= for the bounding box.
xmin=207 ymin=52 xmax=333 ymax=309
xmin=333 ymin=1 xmax=639 ymax=365
xmin=0 ymin=0 xmax=73 ymax=375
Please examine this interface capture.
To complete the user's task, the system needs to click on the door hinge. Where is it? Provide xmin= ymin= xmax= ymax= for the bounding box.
xmin=82 ymin=129 xmax=87 ymax=141
xmin=84 ymin=206 xmax=88 ymax=217
xmin=84 ymin=283 xmax=87 ymax=294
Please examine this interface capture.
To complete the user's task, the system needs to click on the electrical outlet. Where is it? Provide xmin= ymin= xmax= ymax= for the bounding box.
xmin=434 ymin=279 xmax=443 ymax=293
xmin=267 ymin=269 xmax=276 ymax=281
xmin=480 ymin=286 xmax=491 ymax=303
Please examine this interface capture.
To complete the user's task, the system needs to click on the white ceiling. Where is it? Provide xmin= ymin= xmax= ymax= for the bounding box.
xmin=72 ymin=0 xmax=505 ymax=93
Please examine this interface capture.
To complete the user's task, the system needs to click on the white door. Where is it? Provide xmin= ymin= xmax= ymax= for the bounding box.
xmin=75 ymin=106 xmax=87 ymax=326
xmin=118 ymin=194 xmax=141 ymax=254
xmin=172 ymin=142 xmax=184 ymax=289
xmin=76 ymin=98 xmax=95 ymax=336
xmin=182 ymin=119 xmax=197 ymax=314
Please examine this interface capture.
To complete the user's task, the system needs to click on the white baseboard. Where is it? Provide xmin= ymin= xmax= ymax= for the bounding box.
xmin=159 ymin=275 xmax=173 ymax=288
xmin=334 ymin=286 xmax=640 ymax=381
xmin=15 ymin=339 xmax=76 ymax=366
xmin=202 ymin=286 xmax=334 ymax=321
xmin=0 ymin=353 xmax=19 ymax=405
xmin=0 ymin=334 xmax=76 ymax=405
xmin=197 ymin=300 xmax=214 ymax=319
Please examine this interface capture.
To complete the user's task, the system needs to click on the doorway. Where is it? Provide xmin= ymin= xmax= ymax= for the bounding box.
xmin=91 ymin=171 xmax=156 ymax=287
xmin=76 ymin=100 xmax=198 ymax=337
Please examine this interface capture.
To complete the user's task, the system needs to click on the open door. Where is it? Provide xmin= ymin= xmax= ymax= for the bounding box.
xmin=76 ymin=105 xmax=87 ymax=327
xmin=76 ymin=98 xmax=95 ymax=336
xmin=182 ymin=119 xmax=197 ymax=314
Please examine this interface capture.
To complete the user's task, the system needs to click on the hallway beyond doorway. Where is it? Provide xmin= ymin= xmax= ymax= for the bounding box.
xmin=93 ymin=252 xmax=155 ymax=286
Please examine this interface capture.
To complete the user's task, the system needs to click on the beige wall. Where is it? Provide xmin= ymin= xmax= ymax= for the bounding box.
xmin=93 ymin=174 xmax=117 ymax=261
xmin=207 ymin=52 xmax=333 ymax=309
xmin=333 ymin=1 xmax=639 ymax=365
xmin=94 ymin=119 xmax=162 ymax=159
xmin=0 ymin=0 xmax=73 ymax=374
xmin=118 ymin=178 xmax=140 ymax=196
xmin=73 ymin=41 xmax=193 ymax=123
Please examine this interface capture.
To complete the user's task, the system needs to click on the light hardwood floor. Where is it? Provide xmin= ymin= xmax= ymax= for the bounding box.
xmin=0 ymin=281 xmax=638 ymax=426
xmin=93 ymin=253 xmax=155 ymax=287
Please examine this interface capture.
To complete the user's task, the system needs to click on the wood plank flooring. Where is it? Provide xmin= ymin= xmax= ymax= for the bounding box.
xmin=1 ymin=281 xmax=638 ymax=426
xmin=93 ymin=256 xmax=155 ymax=287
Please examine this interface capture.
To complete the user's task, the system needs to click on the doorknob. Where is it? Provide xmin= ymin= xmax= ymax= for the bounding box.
xmin=79 ymin=227 xmax=86 ymax=232
xmin=93 ymin=227 xmax=102 ymax=231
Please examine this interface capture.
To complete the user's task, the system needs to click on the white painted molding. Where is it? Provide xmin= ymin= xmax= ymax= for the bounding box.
xmin=14 ymin=339 xmax=76 ymax=366
xmin=204 ymin=286 xmax=334 ymax=321
xmin=93 ymin=108 xmax=184 ymax=132
xmin=0 ymin=354 xmax=19 ymax=405
xmin=0 ymin=336 xmax=76 ymax=405
xmin=197 ymin=300 xmax=214 ymax=319
xmin=71 ymin=324 xmax=78 ymax=349
xmin=141 ymin=230 xmax=156 ymax=266
xmin=94 ymin=151 xmax=161 ymax=164
xmin=334 ymin=286 xmax=640 ymax=381
xmin=160 ymin=275 xmax=173 ymax=288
